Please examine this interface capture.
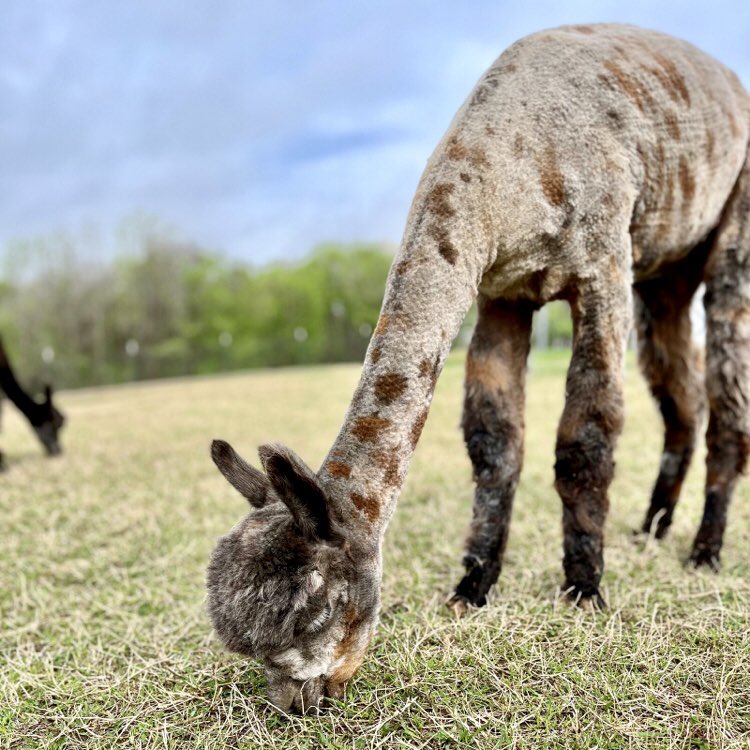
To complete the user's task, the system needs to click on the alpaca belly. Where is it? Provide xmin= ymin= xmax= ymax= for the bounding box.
xmin=630 ymin=223 xmax=710 ymax=282
xmin=479 ymin=260 xmax=572 ymax=305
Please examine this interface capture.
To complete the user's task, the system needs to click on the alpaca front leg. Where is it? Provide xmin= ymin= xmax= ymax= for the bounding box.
xmin=555 ymin=283 xmax=630 ymax=608
xmin=448 ymin=297 xmax=533 ymax=613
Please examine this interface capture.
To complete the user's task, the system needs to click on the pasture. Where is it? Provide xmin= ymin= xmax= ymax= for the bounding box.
xmin=2 ymin=351 xmax=749 ymax=749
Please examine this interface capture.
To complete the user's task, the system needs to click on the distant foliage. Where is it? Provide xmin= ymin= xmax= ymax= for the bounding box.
xmin=0 ymin=218 xmax=573 ymax=389
xmin=0 ymin=221 xmax=395 ymax=388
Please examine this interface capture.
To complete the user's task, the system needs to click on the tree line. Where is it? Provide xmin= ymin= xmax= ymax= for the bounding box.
xmin=0 ymin=219 xmax=572 ymax=390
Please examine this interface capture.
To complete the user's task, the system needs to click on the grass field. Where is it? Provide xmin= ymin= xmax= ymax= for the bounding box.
xmin=2 ymin=350 xmax=750 ymax=749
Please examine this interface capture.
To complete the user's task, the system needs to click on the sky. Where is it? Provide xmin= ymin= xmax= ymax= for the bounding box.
xmin=1 ymin=1 xmax=749 ymax=264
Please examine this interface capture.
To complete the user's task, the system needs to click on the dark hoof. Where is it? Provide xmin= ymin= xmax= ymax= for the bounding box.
xmin=564 ymin=585 xmax=607 ymax=611
xmin=450 ymin=555 xmax=492 ymax=610
xmin=688 ymin=545 xmax=721 ymax=572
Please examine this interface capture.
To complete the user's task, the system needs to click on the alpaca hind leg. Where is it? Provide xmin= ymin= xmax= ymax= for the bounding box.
xmin=555 ymin=279 xmax=631 ymax=608
xmin=691 ymin=157 xmax=750 ymax=568
xmin=634 ymin=257 xmax=706 ymax=538
xmin=447 ymin=296 xmax=533 ymax=613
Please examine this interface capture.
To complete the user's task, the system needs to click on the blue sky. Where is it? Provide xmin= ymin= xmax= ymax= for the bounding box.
xmin=1 ymin=1 xmax=749 ymax=263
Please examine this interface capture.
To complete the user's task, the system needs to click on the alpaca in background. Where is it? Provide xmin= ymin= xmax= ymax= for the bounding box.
xmin=0 ymin=336 xmax=64 ymax=467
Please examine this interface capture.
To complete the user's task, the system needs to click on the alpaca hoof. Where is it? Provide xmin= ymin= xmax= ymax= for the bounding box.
xmin=563 ymin=585 xmax=606 ymax=611
xmin=688 ymin=546 xmax=721 ymax=572
xmin=577 ymin=593 xmax=606 ymax=612
xmin=445 ymin=594 xmax=471 ymax=618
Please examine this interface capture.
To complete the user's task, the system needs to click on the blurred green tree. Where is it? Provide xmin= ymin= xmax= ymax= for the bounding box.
xmin=0 ymin=221 xmax=575 ymax=390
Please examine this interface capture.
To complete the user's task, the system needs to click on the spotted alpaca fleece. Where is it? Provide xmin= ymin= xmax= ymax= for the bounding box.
xmin=207 ymin=24 xmax=750 ymax=712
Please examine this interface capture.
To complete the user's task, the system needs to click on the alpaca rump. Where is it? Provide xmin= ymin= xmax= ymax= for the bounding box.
xmin=207 ymin=24 xmax=750 ymax=712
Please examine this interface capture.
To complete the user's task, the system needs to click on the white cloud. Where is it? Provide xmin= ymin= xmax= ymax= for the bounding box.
xmin=0 ymin=0 xmax=748 ymax=261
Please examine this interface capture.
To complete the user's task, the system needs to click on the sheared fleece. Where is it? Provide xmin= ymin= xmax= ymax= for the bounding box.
xmin=318 ymin=23 xmax=749 ymax=533
xmin=207 ymin=24 xmax=750 ymax=713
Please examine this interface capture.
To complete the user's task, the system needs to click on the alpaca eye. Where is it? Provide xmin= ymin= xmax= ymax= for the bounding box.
xmin=306 ymin=603 xmax=332 ymax=633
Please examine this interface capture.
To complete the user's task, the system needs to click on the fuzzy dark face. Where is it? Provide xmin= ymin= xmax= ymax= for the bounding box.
xmin=207 ymin=440 xmax=379 ymax=713
xmin=33 ymin=386 xmax=65 ymax=456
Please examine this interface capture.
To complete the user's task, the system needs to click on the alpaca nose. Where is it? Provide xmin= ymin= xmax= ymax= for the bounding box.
xmin=290 ymin=678 xmax=324 ymax=714
xmin=266 ymin=674 xmax=324 ymax=715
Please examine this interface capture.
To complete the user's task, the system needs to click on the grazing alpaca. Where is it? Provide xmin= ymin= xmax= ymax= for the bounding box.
xmin=207 ymin=24 xmax=749 ymax=712
xmin=0 ymin=336 xmax=64 ymax=465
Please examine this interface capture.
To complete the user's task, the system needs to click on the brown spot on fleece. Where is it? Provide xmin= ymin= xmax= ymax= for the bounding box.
xmin=602 ymin=60 xmax=652 ymax=112
xmin=417 ymin=352 xmax=441 ymax=390
xmin=370 ymin=346 xmax=382 ymax=364
xmin=326 ymin=461 xmax=351 ymax=479
xmin=537 ymin=143 xmax=566 ymax=207
xmin=445 ymin=137 xmax=489 ymax=168
xmin=351 ymin=415 xmax=391 ymax=443
xmin=371 ymin=448 xmax=399 ymax=486
xmin=351 ymin=492 xmax=380 ymax=523
xmin=372 ymin=449 xmax=390 ymax=470
xmin=374 ymin=372 xmax=408 ymax=404
xmin=383 ymin=452 xmax=400 ymax=487
xmin=679 ymin=157 xmax=696 ymax=207
xmin=428 ymin=354 xmax=441 ymax=390
xmin=427 ymin=223 xmax=458 ymax=266
xmin=664 ymin=111 xmax=681 ymax=140
xmin=655 ymin=170 xmax=675 ymax=245
xmin=425 ymin=182 xmax=456 ymax=219
xmin=395 ymin=260 xmax=410 ymax=275
xmin=438 ymin=241 xmax=458 ymax=265
xmin=650 ymin=51 xmax=691 ymax=106
xmin=410 ymin=408 xmax=429 ymax=449
xmin=374 ymin=315 xmax=390 ymax=336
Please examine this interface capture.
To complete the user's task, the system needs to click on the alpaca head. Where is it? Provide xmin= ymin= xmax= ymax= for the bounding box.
xmin=33 ymin=385 xmax=65 ymax=456
xmin=207 ymin=440 xmax=379 ymax=713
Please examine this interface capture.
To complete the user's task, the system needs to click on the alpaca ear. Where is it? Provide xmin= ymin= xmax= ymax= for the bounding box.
xmin=211 ymin=439 xmax=271 ymax=508
xmin=258 ymin=443 xmax=332 ymax=540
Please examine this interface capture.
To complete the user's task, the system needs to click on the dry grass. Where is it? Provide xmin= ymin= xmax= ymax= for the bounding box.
xmin=1 ymin=351 xmax=749 ymax=749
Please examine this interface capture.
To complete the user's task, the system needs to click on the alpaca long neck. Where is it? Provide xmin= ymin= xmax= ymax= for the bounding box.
xmin=0 ymin=342 xmax=44 ymax=426
xmin=318 ymin=167 xmax=493 ymax=537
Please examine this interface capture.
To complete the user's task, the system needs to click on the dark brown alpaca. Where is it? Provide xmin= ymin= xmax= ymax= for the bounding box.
xmin=207 ymin=24 xmax=749 ymax=712
xmin=0 ymin=336 xmax=64 ymax=466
